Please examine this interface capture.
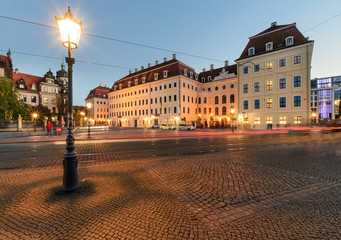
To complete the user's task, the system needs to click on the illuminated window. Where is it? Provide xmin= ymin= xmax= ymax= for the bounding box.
xmin=44 ymin=97 xmax=48 ymax=104
xmin=280 ymin=117 xmax=287 ymax=125
xmin=294 ymin=116 xmax=302 ymax=124
xmin=266 ymin=80 xmax=273 ymax=90
xmin=254 ymin=117 xmax=260 ymax=125
xmin=52 ymin=98 xmax=56 ymax=104
xmin=266 ymin=98 xmax=272 ymax=108
xmin=286 ymin=36 xmax=294 ymax=46
xmin=265 ymin=42 xmax=273 ymax=51
xmin=293 ymin=55 xmax=301 ymax=64
xmin=266 ymin=117 xmax=273 ymax=124
xmin=266 ymin=62 xmax=272 ymax=69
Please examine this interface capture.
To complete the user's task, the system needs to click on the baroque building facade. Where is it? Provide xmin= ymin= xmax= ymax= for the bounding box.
xmin=85 ymin=84 xmax=110 ymax=125
xmin=235 ymin=22 xmax=314 ymax=128
xmin=108 ymin=54 xmax=237 ymax=128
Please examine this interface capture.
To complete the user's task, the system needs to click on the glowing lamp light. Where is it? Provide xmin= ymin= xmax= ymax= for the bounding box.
xmin=55 ymin=7 xmax=82 ymax=49
xmin=87 ymin=103 xmax=92 ymax=109
xmin=231 ymin=108 xmax=235 ymax=114
xmin=32 ymin=113 xmax=38 ymax=119
xmin=312 ymin=112 xmax=317 ymax=117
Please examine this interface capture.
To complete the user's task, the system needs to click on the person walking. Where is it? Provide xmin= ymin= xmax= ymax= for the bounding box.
xmin=46 ymin=121 xmax=53 ymax=136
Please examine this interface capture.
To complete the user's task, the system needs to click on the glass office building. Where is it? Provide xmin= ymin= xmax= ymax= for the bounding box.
xmin=311 ymin=76 xmax=341 ymax=120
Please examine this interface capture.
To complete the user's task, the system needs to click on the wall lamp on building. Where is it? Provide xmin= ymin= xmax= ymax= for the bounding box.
xmin=55 ymin=6 xmax=82 ymax=192
xmin=312 ymin=112 xmax=317 ymax=125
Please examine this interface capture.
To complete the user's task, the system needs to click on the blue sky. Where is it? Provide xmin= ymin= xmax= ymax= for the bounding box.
xmin=1 ymin=0 xmax=341 ymax=106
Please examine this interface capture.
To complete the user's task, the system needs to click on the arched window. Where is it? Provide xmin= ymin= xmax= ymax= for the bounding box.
xmin=203 ymin=97 xmax=207 ymax=104
xmin=198 ymin=97 xmax=201 ymax=104
xmin=222 ymin=106 xmax=227 ymax=115
xmin=215 ymin=107 xmax=219 ymax=115
xmin=204 ymin=108 xmax=207 ymax=114
xmin=209 ymin=108 xmax=212 ymax=114
xmin=215 ymin=96 xmax=219 ymax=104
xmin=230 ymin=94 xmax=235 ymax=103
xmin=198 ymin=108 xmax=201 ymax=114
xmin=222 ymin=95 xmax=227 ymax=104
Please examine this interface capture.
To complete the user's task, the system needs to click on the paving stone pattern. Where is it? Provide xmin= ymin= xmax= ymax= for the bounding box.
xmin=0 ymin=133 xmax=340 ymax=239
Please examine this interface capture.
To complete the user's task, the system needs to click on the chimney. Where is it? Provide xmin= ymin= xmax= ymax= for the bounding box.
xmin=225 ymin=60 xmax=229 ymax=67
xmin=164 ymin=57 xmax=167 ymax=62
xmin=15 ymin=68 xmax=18 ymax=74
xmin=210 ymin=64 xmax=214 ymax=70
xmin=129 ymin=70 xmax=132 ymax=74
xmin=141 ymin=66 xmax=144 ymax=70
xmin=203 ymin=68 xmax=206 ymax=72
xmin=155 ymin=60 xmax=159 ymax=65
xmin=135 ymin=68 xmax=138 ymax=72
xmin=271 ymin=22 xmax=277 ymax=28
xmin=173 ymin=54 xmax=176 ymax=60
xmin=148 ymin=63 xmax=151 ymax=68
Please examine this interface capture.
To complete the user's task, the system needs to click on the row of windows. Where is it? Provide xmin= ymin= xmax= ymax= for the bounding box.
xmin=96 ymin=101 xmax=107 ymax=105
xmin=242 ymin=55 xmax=301 ymax=74
xmin=19 ymin=95 xmax=37 ymax=103
xmin=198 ymin=106 xmax=234 ymax=115
xmin=244 ymin=116 xmax=302 ymax=125
xmin=96 ymin=114 xmax=108 ymax=119
xmin=243 ymin=96 xmax=302 ymax=110
xmin=200 ymin=84 xmax=235 ymax=92
xmin=198 ymin=95 xmax=235 ymax=104
xmin=96 ymin=108 xmax=108 ymax=112
xmin=247 ymin=36 xmax=294 ymax=56
xmin=243 ymin=76 xmax=301 ymax=93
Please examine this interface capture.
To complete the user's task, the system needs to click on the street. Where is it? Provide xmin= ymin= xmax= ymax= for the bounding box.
xmin=0 ymin=131 xmax=341 ymax=239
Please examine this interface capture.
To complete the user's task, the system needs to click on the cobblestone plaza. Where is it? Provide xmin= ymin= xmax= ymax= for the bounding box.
xmin=0 ymin=132 xmax=340 ymax=239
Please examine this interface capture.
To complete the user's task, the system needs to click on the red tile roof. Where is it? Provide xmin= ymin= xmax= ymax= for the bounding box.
xmin=109 ymin=59 xmax=197 ymax=92
xmin=12 ymin=72 xmax=42 ymax=91
xmin=0 ymin=55 xmax=11 ymax=68
xmin=237 ymin=23 xmax=312 ymax=61
xmin=86 ymin=85 xmax=110 ymax=99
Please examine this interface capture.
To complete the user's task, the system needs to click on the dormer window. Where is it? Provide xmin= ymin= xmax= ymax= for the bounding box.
xmin=154 ymin=73 xmax=159 ymax=80
xmin=266 ymin=42 xmax=273 ymax=51
xmin=128 ymin=81 xmax=132 ymax=87
xmin=98 ymin=94 xmax=101 ymax=97
xmin=135 ymin=79 xmax=138 ymax=85
xmin=103 ymin=95 xmax=106 ymax=98
xmin=114 ymin=86 xmax=117 ymax=91
xmin=208 ymin=76 xmax=212 ymax=81
xmin=248 ymin=47 xmax=255 ymax=56
xmin=119 ymin=84 xmax=122 ymax=90
xmin=142 ymin=77 xmax=146 ymax=83
xmin=195 ymin=74 xmax=198 ymax=81
xmin=31 ymin=83 xmax=36 ymax=90
xmin=201 ymin=77 xmax=206 ymax=82
xmin=163 ymin=71 xmax=168 ymax=78
xmin=286 ymin=36 xmax=294 ymax=46
xmin=19 ymin=84 xmax=24 ymax=89
xmin=190 ymin=72 xmax=193 ymax=79
xmin=184 ymin=69 xmax=188 ymax=76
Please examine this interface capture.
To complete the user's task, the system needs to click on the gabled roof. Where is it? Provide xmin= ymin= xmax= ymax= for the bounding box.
xmin=109 ymin=58 xmax=197 ymax=92
xmin=12 ymin=72 xmax=42 ymax=91
xmin=236 ymin=22 xmax=312 ymax=61
xmin=86 ymin=85 xmax=110 ymax=99
xmin=198 ymin=64 xmax=237 ymax=82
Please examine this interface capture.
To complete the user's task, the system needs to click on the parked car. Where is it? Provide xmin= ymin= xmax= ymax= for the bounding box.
xmin=160 ymin=124 xmax=176 ymax=130
xmin=151 ymin=124 xmax=160 ymax=129
xmin=178 ymin=124 xmax=195 ymax=130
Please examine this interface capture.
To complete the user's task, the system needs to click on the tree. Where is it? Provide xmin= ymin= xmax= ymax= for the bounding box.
xmin=31 ymin=105 xmax=52 ymax=121
xmin=0 ymin=77 xmax=31 ymax=120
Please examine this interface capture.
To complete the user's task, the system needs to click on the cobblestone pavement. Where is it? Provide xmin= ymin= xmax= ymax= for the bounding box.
xmin=0 ymin=132 xmax=340 ymax=239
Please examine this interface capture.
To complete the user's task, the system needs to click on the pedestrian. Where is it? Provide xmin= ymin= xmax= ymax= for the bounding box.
xmin=46 ymin=121 xmax=53 ymax=136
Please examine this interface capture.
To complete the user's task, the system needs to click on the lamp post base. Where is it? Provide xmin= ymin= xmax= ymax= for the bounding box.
xmin=62 ymin=151 xmax=79 ymax=192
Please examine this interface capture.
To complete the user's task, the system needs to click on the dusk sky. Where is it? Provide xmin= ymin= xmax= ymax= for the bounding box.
xmin=1 ymin=0 xmax=341 ymax=106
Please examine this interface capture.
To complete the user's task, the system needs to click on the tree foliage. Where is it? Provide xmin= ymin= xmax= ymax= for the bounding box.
xmin=0 ymin=77 xmax=31 ymax=120
xmin=31 ymin=105 xmax=52 ymax=121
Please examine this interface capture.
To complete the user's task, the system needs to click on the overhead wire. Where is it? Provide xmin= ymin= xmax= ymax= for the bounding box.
xmin=0 ymin=15 xmax=225 ymax=63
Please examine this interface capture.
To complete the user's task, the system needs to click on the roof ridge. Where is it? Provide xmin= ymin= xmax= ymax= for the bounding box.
xmin=250 ymin=23 xmax=296 ymax=39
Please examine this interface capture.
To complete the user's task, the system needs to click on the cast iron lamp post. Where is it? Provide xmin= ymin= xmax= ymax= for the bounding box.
xmin=32 ymin=113 xmax=38 ymax=132
xmin=86 ymin=103 xmax=92 ymax=137
xmin=231 ymin=108 xmax=235 ymax=132
xmin=56 ymin=6 xmax=82 ymax=192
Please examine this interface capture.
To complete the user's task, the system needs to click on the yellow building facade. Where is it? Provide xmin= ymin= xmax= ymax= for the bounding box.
xmin=236 ymin=22 xmax=314 ymax=128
